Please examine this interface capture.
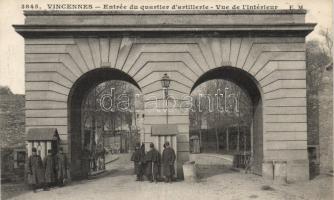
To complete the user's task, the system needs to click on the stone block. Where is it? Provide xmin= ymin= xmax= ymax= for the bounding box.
xmin=26 ymin=91 xmax=68 ymax=102
xmin=26 ymin=117 xmax=67 ymax=126
xmin=265 ymin=132 xmax=307 ymax=141
xmin=287 ymin=159 xmax=309 ymax=182
xmin=266 ymin=140 xmax=307 ymax=150
xmin=264 ymin=106 xmax=306 ymax=115
xmin=265 ymin=114 xmax=306 ymax=123
xmin=177 ymin=142 xmax=189 ymax=152
xmin=265 ymin=122 xmax=307 ymax=132
xmin=264 ymin=97 xmax=306 ymax=107
xmin=177 ymin=151 xmax=190 ymax=179
xmin=274 ymin=161 xmax=287 ymax=184
xmin=25 ymin=38 xmax=75 ymax=45
xmin=262 ymin=161 xmax=274 ymax=180
xmin=265 ymin=149 xmax=308 ymax=161
xmin=26 ymin=109 xmax=67 ymax=118
xmin=177 ymin=134 xmax=189 ymax=143
xmin=277 ymin=60 xmax=306 ymax=70
xmin=26 ymin=100 xmax=67 ymax=110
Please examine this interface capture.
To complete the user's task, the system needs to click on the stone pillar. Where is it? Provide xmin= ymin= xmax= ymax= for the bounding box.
xmin=262 ymin=63 xmax=310 ymax=182
xmin=142 ymin=80 xmax=190 ymax=178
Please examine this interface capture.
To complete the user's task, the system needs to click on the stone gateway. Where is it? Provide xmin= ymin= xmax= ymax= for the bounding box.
xmin=14 ymin=10 xmax=315 ymax=182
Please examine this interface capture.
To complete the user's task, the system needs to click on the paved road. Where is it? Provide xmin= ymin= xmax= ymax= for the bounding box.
xmin=3 ymin=153 xmax=333 ymax=200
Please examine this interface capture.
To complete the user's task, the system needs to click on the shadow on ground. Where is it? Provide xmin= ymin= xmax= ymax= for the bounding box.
xmin=1 ymin=182 xmax=30 ymax=200
xmin=196 ymin=164 xmax=236 ymax=179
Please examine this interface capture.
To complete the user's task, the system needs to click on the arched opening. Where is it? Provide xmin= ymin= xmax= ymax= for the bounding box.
xmin=189 ymin=67 xmax=263 ymax=175
xmin=68 ymin=68 xmax=141 ymax=179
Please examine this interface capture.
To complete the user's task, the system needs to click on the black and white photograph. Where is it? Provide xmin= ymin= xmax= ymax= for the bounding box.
xmin=0 ymin=0 xmax=333 ymax=199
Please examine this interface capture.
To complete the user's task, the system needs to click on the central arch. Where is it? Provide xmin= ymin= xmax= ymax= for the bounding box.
xmin=68 ymin=68 xmax=141 ymax=179
xmin=190 ymin=66 xmax=263 ymax=174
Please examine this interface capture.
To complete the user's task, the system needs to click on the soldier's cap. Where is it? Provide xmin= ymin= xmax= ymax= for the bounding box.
xmin=32 ymin=147 xmax=37 ymax=152
xmin=149 ymin=143 xmax=154 ymax=148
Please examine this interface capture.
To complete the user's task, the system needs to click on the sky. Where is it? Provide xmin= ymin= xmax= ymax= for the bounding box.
xmin=0 ymin=0 xmax=332 ymax=94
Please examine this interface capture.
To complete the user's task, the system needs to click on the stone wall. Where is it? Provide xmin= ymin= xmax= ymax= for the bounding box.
xmin=319 ymin=64 xmax=333 ymax=174
xmin=0 ymin=87 xmax=26 ymax=182
xmin=0 ymin=89 xmax=25 ymax=148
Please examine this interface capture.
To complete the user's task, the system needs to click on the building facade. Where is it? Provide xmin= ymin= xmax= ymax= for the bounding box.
xmin=14 ymin=10 xmax=315 ymax=181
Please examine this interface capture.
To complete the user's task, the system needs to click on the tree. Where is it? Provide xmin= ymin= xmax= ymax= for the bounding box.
xmin=82 ymin=80 xmax=140 ymax=154
xmin=306 ymin=28 xmax=333 ymax=146
xmin=0 ymin=86 xmax=13 ymax=95
xmin=189 ymin=79 xmax=253 ymax=153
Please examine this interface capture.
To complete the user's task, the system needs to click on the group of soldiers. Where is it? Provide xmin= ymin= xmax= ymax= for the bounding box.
xmin=131 ymin=141 xmax=176 ymax=183
xmin=26 ymin=147 xmax=69 ymax=192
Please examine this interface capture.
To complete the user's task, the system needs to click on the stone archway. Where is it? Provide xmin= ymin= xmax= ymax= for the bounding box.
xmin=67 ymin=68 xmax=141 ymax=179
xmin=15 ymin=10 xmax=314 ymax=181
xmin=190 ymin=66 xmax=263 ymax=174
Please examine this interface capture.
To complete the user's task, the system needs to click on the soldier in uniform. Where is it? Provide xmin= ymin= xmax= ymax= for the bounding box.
xmin=139 ymin=143 xmax=146 ymax=181
xmin=145 ymin=143 xmax=161 ymax=183
xmin=26 ymin=147 xmax=45 ymax=192
xmin=131 ymin=143 xmax=144 ymax=181
xmin=55 ymin=147 xmax=69 ymax=186
xmin=43 ymin=149 xmax=56 ymax=190
xmin=161 ymin=141 xmax=176 ymax=183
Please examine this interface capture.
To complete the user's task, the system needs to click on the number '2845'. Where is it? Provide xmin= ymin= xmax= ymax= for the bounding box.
xmin=21 ymin=4 xmax=40 ymax=9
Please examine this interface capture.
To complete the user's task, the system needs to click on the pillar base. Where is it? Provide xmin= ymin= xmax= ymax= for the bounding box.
xmin=262 ymin=159 xmax=309 ymax=182
xmin=286 ymin=159 xmax=309 ymax=182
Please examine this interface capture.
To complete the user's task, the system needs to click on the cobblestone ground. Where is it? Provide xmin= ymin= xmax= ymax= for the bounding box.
xmin=2 ymin=154 xmax=333 ymax=200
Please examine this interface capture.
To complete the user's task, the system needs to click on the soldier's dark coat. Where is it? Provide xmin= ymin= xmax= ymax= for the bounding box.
xmin=43 ymin=154 xmax=56 ymax=183
xmin=145 ymin=148 xmax=161 ymax=177
xmin=27 ymin=154 xmax=45 ymax=185
xmin=131 ymin=149 xmax=142 ymax=175
xmin=161 ymin=147 xmax=176 ymax=177
xmin=56 ymin=153 xmax=68 ymax=181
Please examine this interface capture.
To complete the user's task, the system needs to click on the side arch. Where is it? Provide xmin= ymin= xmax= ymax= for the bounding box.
xmin=190 ymin=66 xmax=264 ymax=175
xmin=67 ymin=67 xmax=141 ymax=179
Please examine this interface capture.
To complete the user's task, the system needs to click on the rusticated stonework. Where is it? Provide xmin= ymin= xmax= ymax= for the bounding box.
xmin=15 ymin=10 xmax=315 ymax=181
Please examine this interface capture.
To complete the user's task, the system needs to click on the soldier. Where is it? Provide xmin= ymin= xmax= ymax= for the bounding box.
xmin=26 ymin=147 xmax=45 ymax=192
xmin=131 ymin=143 xmax=143 ymax=181
xmin=145 ymin=143 xmax=161 ymax=183
xmin=55 ymin=147 xmax=69 ymax=186
xmin=43 ymin=149 xmax=56 ymax=190
xmin=139 ymin=143 xmax=146 ymax=181
xmin=161 ymin=141 xmax=176 ymax=183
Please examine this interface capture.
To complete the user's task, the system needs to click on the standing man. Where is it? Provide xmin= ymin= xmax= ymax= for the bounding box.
xmin=131 ymin=143 xmax=144 ymax=181
xmin=145 ymin=143 xmax=161 ymax=183
xmin=55 ymin=147 xmax=69 ymax=186
xmin=26 ymin=147 xmax=45 ymax=192
xmin=43 ymin=149 xmax=56 ymax=190
xmin=162 ymin=141 xmax=176 ymax=183
xmin=139 ymin=143 xmax=146 ymax=181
